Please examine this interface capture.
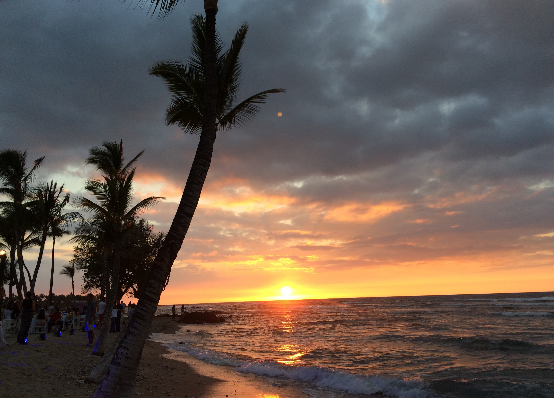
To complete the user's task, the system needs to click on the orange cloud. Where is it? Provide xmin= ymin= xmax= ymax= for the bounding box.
xmin=324 ymin=201 xmax=407 ymax=222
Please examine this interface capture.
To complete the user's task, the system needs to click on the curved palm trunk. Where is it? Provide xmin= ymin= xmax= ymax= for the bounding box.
xmin=17 ymin=241 xmax=27 ymax=297
xmin=48 ymin=236 xmax=56 ymax=305
xmin=86 ymin=321 xmax=130 ymax=383
xmin=9 ymin=244 xmax=16 ymax=300
xmin=93 ymin=4 xmax=219 ymax=397
xmin=93 ymin=241 xmax=122 ymax=356
xmin=23 ymin=262 xmax=32 ymax=289
xmin=30 ymin=225 xmax=49 ymax=294
xmin=14 ymin=223 xmax=25 ymax=300
xmin=101 ymin=249 xmax=108 ymax=299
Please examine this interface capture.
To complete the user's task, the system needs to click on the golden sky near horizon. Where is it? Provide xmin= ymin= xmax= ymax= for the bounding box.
xmin=2 ymin=0 xmax=554 ymax=304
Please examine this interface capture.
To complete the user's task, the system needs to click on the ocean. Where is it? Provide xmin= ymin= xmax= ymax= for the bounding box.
xmin=151 ymin=292 xmax=554 ymax=398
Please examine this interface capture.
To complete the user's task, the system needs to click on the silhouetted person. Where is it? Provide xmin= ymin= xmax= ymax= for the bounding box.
xmin=17 ymin=292 xmax=35 ymax=344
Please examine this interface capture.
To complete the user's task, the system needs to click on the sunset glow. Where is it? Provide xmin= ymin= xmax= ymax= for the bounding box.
xmin=3 ymin=0 xmax=552 ymax=308
xmin=281 ymin=286 xmax=293 ymax=297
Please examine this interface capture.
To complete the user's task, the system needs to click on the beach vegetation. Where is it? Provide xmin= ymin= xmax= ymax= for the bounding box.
xmin=94 ymin=3 xmax=284 ymax=395
xmin=75 ymin=140 xmax=163 ymax=357
xmin=0 ymin=149 xmax=45 ymax=300
xmin=73 ymin=217 xmax=164 ymax=300
xmin=28 ymin=181 xmax=74 ymax=295
xmin=46 ymin=197 xmax=80 ymax=305
xmin=59 ymin=263 xmax=76 ymax=297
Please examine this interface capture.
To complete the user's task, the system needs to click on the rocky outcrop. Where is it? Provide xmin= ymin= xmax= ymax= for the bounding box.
xmin=176 ymin=311 xmax=225 ymax=324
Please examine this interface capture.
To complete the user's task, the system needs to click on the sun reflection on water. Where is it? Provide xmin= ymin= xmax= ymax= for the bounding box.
xmin=280 ymin=313 xmax=295 ymax=333
xmin=276 ymin=343 xmax=306 ymax=365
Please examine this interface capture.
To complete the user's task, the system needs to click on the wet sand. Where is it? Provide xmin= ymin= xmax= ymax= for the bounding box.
xmin=0 ymin=317 xmax=311 ymax=398
xmin=0 ymin=317 xmax=215 ymax=398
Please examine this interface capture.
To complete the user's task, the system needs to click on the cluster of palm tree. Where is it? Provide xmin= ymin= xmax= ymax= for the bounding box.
xmin=1 ymin=0 xmax=284 ymax=394
xmin=71 ymin=140 xmax=164 ymax=355
xmin=0 ymin=143 xmax=164 ymax=315
xmin=0 ymin=150 xmax=79 ymax=305
xmin=93 ymin=9 xmax=284 ymax=396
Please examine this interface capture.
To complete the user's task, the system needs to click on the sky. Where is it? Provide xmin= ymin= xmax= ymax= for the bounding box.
xmin=1 ymin=0 xmax=553 ymax=304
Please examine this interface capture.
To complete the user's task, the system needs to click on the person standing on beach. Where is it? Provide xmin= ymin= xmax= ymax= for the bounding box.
xmin=85 ymin=294 xmax=96 ymax=345
xmin=0 ymin=303 xmax=7 ymax=347
xmin=17 ymin=292 xmax=35 ymax=344
xmin=180 ymin=304 xmax=185 ymax=315
xmin=172 ymin=304 xmax=176 ymax=320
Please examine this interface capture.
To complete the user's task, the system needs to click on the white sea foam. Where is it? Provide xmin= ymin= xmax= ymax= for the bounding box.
xmin=504 ymin=297 xmax=554 ymax=302
xmin=238 ymin=361 xmax=428 ymax=398
xmin=158 ymin=341 xmax=428 ymax=398
xmin=490 ymin=311 xmax=554 ymax=317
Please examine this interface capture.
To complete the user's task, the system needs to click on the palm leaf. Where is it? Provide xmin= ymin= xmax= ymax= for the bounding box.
xmin=189 ymin=14 xmax=223 ymax=73
xmin=166 ymin=97 xmax=203 ymax=134
xmin=218 ymin=88 xmax=286 ymax=130
xmin=218 ymin=23 xmax=248 ymax=112
xmin=150 ymin=61 xmax=199 ymax=98
xmin=124 ymin=196 xmax=165 ymax=221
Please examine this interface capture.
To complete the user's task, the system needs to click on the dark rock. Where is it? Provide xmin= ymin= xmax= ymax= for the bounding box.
xmin=176 ymin=311 xmax=225 ymax=324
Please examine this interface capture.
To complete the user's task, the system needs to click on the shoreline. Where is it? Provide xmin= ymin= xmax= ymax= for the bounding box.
xmin=0 ymin=316 xmax=315 ymax=398
xmin=0 ymin=317 xmax=216 ymax=398
xmin=152 ymin=317 xmax=315 ymax=397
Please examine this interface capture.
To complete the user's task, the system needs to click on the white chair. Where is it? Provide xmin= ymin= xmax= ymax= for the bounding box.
xmin=71 ymin=313 xmax=83 ymax=330
xmin=2 ymin=319 xmax=18 ymax=335
xmin=32 ymin=319 xmax=47 ymax=334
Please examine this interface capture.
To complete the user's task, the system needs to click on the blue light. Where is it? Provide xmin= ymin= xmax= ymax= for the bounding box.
xmin=23 ymin=338 xmax=28 ymax=344
xmin=57 ymin=331 xmax=62 ymax=337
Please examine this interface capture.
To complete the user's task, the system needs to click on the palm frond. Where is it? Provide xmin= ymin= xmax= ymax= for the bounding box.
xmin=166 ymin=97 xmax=203 ymax=134
xmin=218 ymin=88 xmax=286 ymax=130
xmin=78 ymin=197 xmax=110 ymax=219
xmin=219 ymin=23 xmax=248 ymax=111
xmin=143 ymin=0 xmax=180 ymax=19
xmin=150 ymin=61 xmax=200 ymax=98
xmin=189 ymin=14 xmax=223 ymax=73
xmin=124 ymin=196 xmax=165 ymax=221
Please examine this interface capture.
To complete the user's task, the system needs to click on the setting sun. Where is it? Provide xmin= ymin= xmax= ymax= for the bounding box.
xmin=281 ymin=286 xmax=293 ymax=297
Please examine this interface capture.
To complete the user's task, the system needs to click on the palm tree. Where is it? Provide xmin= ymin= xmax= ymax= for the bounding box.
xmin=78 ymin=141 xmax=163 ymax=357
xmin=0 ymin=149 xmax=44 ymax=299
xmin=47 ymin=198 xmax=80 ymax=305
xmin=95 ymin=4 xmax=284 ymax=395
xmin=59 ymin=263 xmax=76 ymax=296
xmin=29 ymin=181 xmax=68 ymax=294
xmin=150 ymin=15 xmax=285 ymax=134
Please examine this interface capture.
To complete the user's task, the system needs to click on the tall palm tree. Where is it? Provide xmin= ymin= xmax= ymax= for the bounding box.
xmin=0 ymin=149 xmax=44 ymax=299
xmin=78 ymin=141 xmax=163 ymax=357
xmin=95 ymin=3 xmax=284 ymax=396
xmin=59 ymin=263 xmax=76 ymax=296
xmin=29 ymin=181 xmax=68 ymax=294
xmin=150 ymin=15 xmax=285 ymax=134
xmin=47 ymin=198 xmax=80 ymax=305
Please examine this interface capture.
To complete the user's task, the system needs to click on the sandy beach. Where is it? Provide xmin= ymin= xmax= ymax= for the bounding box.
xmin=0 ymin=317 xmax=311 ymax=398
